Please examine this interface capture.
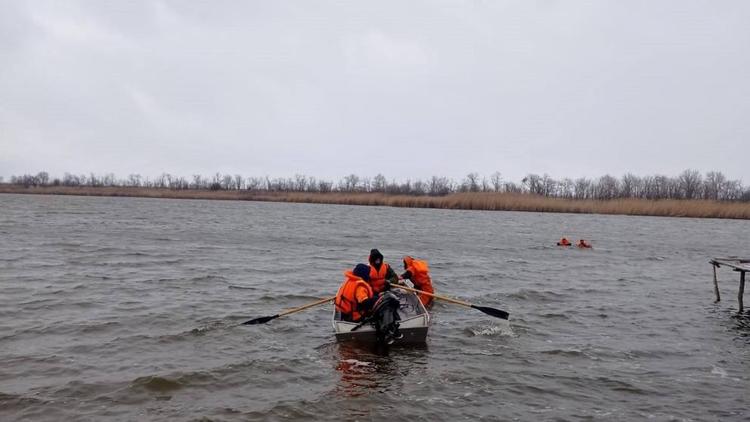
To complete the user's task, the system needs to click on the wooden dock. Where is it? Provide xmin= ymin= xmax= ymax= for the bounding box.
xmin=710 ymin=257 xmax=749 ymax=313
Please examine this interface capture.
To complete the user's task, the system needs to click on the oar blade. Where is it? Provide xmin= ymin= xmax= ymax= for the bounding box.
xmin=471 ymin=305 xmax=509 ymax=320
xmin=242 ymin=314 xmax=279 ymax=325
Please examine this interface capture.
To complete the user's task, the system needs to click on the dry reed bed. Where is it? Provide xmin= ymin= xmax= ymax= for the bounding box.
xmin=2 ymin=185 xmax=750 ymax=219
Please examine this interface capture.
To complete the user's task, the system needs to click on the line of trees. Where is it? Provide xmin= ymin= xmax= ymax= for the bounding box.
xmin=5 ymin=170 xmax=750 ymax=202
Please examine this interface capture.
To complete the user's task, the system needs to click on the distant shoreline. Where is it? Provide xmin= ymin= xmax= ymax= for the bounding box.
xmin=2 ymin=185 xmax=749 ymax=219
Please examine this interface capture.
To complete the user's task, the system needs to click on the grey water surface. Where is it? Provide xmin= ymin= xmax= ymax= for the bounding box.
xmin=1 ymin=193 xmax=749 ymax=421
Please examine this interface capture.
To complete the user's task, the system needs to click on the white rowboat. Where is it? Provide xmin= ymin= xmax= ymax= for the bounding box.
xmin=332 ymin=290 xmax=430 ymax=344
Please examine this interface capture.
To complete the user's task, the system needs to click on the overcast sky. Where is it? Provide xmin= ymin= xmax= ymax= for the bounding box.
xmin=1 ymin=1 xmax=748 ymax=183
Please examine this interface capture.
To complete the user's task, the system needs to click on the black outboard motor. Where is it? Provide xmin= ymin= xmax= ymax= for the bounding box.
xmin=371 ymin=291 xmax=403 ymax=344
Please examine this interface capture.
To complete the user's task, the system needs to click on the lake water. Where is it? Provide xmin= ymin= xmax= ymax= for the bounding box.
xmin=1 ymin=193 xmax=749 ymax=421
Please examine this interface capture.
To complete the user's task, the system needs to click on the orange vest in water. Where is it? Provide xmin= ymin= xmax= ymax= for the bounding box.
xmin=368 ymin=263 xmax=391 ymax=293
xmin=335 ymin=272 xmax=374 ymax=322
xmin=403 ymin=256 xmax=434 ymax=307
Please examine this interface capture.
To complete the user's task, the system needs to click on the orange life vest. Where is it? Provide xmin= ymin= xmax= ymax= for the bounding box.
xmin=368 ymin=263 xmax=391 ymax=293
xmin=335 ymin=271 xmax=374 ymax=321
xmin=403 ymin=256 xmax=434 ymax=307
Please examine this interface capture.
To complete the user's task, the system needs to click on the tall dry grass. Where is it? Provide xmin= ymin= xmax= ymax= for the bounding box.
xmin=2 ymin=185 xmax=750 ymax=219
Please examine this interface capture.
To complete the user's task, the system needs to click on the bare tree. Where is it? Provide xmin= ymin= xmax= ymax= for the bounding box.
xmin=490 ymin=172 xmax=502 ymax=192
xmin=8 ymin=170 xmax=748 ymax=203
xmin=340 ymin=174 xmax=360 ymax=192
xmin=361 ymin=177 xmax=372 ymax=193
xmin=523 ymin=174 xmax=544 ymax=195
xmin=372 ymin=174 xmax=387 ymax=193
xmin=504 ymin=181 xmax=522 ymax=193
xmin=559 ymin=178 xmax=574 ymax=198
xmin=233 ymin=174 xmax=244 ymax=190
xmin=463 ymin=172 xmax=480 ymax=192
xmin=621 ymin=173 xmax=641 ymax=198
xmin=36 ymin=171 xmax=49 ymax=186
xmin=318 ymin=180 xmax=333 ymax=193
xmin=595 ymin=175 xmax=619 ymax=200
xmin=678 ymin=169 xmax=702 ymax=199
xmin=429 ymin=176 xmax=452 ymax=196
xmin=410 ymin=180 xmax=424 ymax=195
xmin=245 ymin=177 xmax=262 ymax=191
xmin=703 ymin=171 xmax=725 ymax=200
xmin=574 ymin=178 xmax=591 ymax=199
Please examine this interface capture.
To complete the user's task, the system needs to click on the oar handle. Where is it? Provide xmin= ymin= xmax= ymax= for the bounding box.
xmin=391 ymin=284 xmax=472 ymax=308
xmin=278 ymin=296 xmax=335 ymax=317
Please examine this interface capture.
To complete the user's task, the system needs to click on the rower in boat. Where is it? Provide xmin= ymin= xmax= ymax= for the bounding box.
xmin=400 ymin=256 xmax=435 ymax=308
xmin=557 ymin=237 xmax=572 ymax=246
xmin=334 ymin=264 xmax=377 ymax=322
xmin=367 ymin=249 xmax=399 ymax=294
xmin=577 ymin=239 xmax=592 ymax=248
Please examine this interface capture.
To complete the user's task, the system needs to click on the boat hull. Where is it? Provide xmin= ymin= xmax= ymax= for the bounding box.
xmin=334 ymin=326 xmax=429 ymax=344
xmin=332 ymin=290 xmax=430 ymax=345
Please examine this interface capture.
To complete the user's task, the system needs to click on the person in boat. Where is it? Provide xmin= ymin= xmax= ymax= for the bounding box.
xmin=577 ymin=239 xmax=592 ymax=248
xmin=557 ymin=237 xmax=572 ymax=246
xmin=367 ymin=249 xmax=399 ymax=294
xmin=335 ymin=263 xmax=377 ymax=322
xmin=400 ymin=255 xmax=435 ymax=308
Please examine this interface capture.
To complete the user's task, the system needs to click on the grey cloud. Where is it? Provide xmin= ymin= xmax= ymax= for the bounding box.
xmin=1 ymin=1 xmax=748 ymax=182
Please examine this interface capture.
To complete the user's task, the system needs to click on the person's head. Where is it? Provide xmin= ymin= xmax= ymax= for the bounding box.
xmin=353 ymin=263 xmax=370 ymax=281
xmin=369 ymin=249 xmax=384 ymax=268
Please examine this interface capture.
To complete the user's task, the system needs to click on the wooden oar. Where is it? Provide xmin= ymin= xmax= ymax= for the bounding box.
xmin=243 ymin=296 xmax=335 ymax=325
xmin=391 ymin=284 xmax=509 ymax=320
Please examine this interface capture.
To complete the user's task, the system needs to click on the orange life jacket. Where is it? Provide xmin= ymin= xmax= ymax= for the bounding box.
xmin=335 ymin=271 xmax=374 ymax=322
xmin=403 ymin=256 xmax=434 ymax=307
xmin=368 ymin=263 xmax=391 ymax=293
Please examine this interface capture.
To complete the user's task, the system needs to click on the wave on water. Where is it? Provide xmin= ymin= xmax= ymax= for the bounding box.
xmin=257 ymin=294 xmax=331 ymax=302
xmin=0 ymin=392 xmax=47 ymax=409
xmin=711 ymin=366 xmax=728 ymax=378
xmin=75 ymin=320 xmax=236 ymax=348
xmin=506 ymin=288 xmax=568 ymax=302
xmin=311 ymin=255 xmax=341 ymax=261
xmin=189 ymin=275 xmax=229 ymax=283
xmin=466 ymin=321 xmax=514 ymax=337
xmin=131 ymin=375 xmax=185 ymax=393
xmin=538 ymin=312 xmax=572 ymax=321
xmin=147 ymin=275 xmax=229 ymax=284
xmin=594 ymin=377 xmax=651 ymax=395
xmin=340 ymin=359 xmax=372 ymax=367
xmin=129 ymin=360 xmax=262 ymax=394
xmin=189 ymin=319 xmax=236 ymax=335
xmin=67 ymin=258 xmax=185 ymax=267
xmin=539 ymin=348 xmax=585 ymax=357
xmin=228 ymin=284 xmax=257 ymax=290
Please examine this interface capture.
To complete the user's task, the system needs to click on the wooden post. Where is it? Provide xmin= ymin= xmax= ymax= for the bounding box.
xmin=739 ymin=271 xmax=745 ymax=314
xmin=712 ymin=263 xmax=721 ymax=302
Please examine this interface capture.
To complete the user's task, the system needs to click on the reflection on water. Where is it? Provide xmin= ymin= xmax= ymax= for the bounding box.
xmin=731 ymin=312 xmax=750 ymax=342
xmin=336 ymin=342 xmax=428 ymax=397
xmin=333 ymin=341 xmax=429 ymax=399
